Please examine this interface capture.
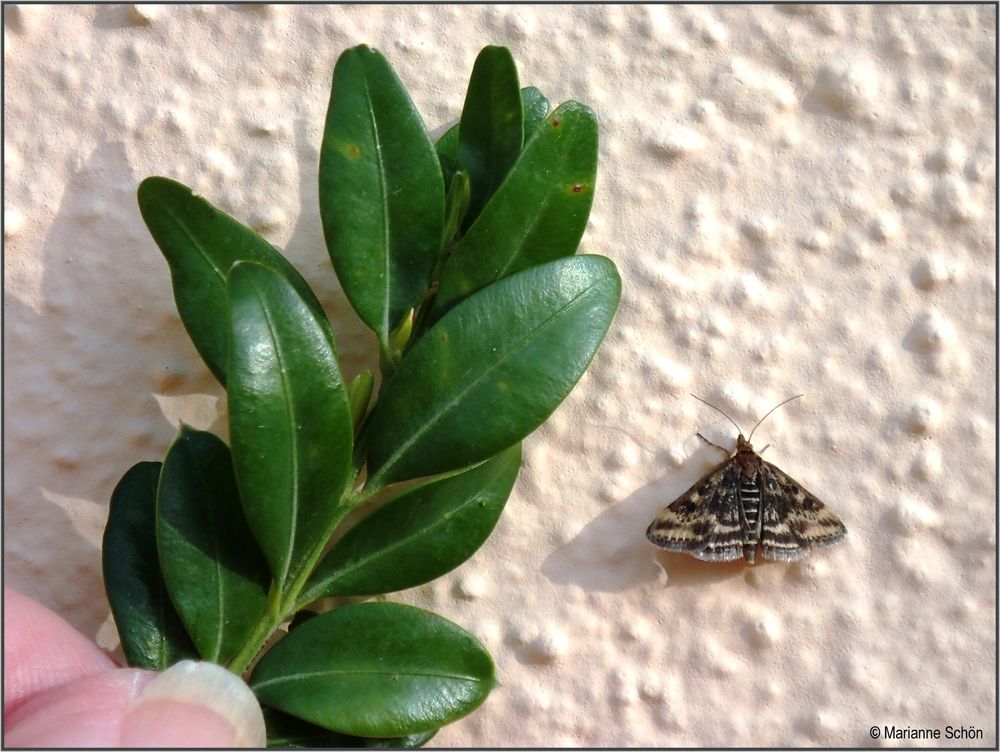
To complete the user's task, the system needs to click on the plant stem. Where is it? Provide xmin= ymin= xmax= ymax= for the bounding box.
xmin=226 ymin=499 xmax=359 ymax=677
xmin=227 ymin=605 xmax=282 ymax=677
xmin=289 ymin=486 xmax=389 ymax=611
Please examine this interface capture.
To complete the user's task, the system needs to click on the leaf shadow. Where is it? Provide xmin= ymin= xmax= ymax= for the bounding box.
xmin=5 ymin=479 xmax=111 ymax=641
xmin=7 ymin=117 xmax=389 ymax=640
xmin=541 ymin=452 xmax=752 ymax=593
xmin=5 ymin=142 xmax=221 ymax=637
xmin=91 ymin=5 xmax=134 ymax=30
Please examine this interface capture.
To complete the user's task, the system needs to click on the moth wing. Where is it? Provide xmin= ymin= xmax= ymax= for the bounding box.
xmin=760 ymin=461 xmax=847 ymax=561
xmin=646 ymin=460 xmax=744 ymax=562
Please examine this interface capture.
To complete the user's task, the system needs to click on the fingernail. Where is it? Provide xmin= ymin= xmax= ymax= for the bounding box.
xmin=121 ymin=660 xmax=266 ymax=747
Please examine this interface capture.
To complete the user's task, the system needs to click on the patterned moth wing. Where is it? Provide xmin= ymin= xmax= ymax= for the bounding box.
xmin=759 ymin=461 xmax=847 ymax=561
xmin=646 ymin=460 xmax=747 ymax=562
xmin=647 ymin=432 xmax=847 ymax=564
xmin=650 ymin=394 xmax=848 ymax=564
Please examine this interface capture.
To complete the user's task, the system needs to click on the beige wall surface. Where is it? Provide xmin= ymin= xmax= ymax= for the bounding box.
xmin=4 ymin=4 xmax=996 ymax=746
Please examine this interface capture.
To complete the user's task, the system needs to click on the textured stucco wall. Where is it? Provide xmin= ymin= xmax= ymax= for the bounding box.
xmin=4 ymin=4 xmax=996 ymax=746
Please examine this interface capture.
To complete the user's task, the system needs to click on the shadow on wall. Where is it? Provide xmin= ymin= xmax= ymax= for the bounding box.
xmin=4 ymin=141 xmax=215 ymax=638
xmin=541 ymin=452 xmax=754 ymax=593
xmin=6 ymin=120 xmax=381 ymax=638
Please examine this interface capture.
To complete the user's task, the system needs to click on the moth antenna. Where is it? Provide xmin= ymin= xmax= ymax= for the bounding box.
xmin=689 ymin=394 xmax=743 ymax=436
xmin=747 ymin=394 xmax=804 ymax=442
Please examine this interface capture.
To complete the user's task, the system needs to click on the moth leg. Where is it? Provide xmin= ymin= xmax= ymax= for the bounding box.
xmin=758 ymin=444 xmax=771 ymax=455
xmin=696 ymin=433 xmax=730 ymax=456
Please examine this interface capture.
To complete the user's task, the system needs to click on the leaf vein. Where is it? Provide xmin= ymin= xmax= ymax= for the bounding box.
xmin=360 ymin=63 xmax=392 ymax=340
xmin=254 ymin=667 xmax=483 ymax=691
xmin=494 ymin=191 xmax=554 ymax=279
xmin=247 ymin=278 xmax=300 ymax=587
xmin=310 ymin=487 xmax=490 ymax=596
xmin=160 ymin=204 xmax=227 ymax=284
xmin=373 ymin=277 xmax=604 ymax=484
xmin=207 ymin=482 xmax=226 ymax=661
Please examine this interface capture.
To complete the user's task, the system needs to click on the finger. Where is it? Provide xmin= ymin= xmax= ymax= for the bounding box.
xmin=3 ymin=587 xmax=117 ymax=714
xmin=4 ymin=668 xmax=154 ymax=747
xmin=5 ymin=662 xmax=266 ymax=748
xmin=120 ymin=661 xmax=266 ymax=747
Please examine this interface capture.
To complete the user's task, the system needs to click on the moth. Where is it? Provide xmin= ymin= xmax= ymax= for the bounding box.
xmin=647 ymin=395 xmax=847 ymax=564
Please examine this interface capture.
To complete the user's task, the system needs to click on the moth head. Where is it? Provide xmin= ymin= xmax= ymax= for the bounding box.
xmin=735 ymin=434 xmax=753 ymax=453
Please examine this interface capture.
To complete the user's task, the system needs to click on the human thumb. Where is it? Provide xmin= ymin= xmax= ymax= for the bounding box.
xmin=120 ymin=660 xmax=265 ymax=747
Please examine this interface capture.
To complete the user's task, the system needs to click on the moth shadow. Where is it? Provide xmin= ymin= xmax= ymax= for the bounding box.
xmin=542 ymin=463 xmax=750 ymax=593
xmin=652 ymin=548 xmax=753 ymax=588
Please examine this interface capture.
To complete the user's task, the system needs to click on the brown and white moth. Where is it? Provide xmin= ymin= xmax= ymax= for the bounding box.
xmin=646 ymin=395 xmax=847 ymax=564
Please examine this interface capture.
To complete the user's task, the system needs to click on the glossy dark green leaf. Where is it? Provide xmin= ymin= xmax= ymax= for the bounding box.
xmin=227 ymin=262 xmax=354 ymax=591
xmin=156 ymin=428 xmax=270 ymax=664
xmin=458 ymin=46 xmax=522 ymax=226
xmin=264 ymin=708 xmax=436 ymax=749
xmin=319 ymin=45 xmax=444 ymax=348
xmin=431 ymin=101 xmax=598 ymax=319
xmin=520 ymin=86 xmax=550 ymax=138
xmin=102 ymin=462 xmax=197 ymax=670
xmin=137 ymin=176 xmax=322 ymax=385
xmin=366 ymin=255 xmax=620 ymax=488
xmin=436 ymin=87 xmax=549 ymax=190
xmin=302 ymin=445 xmax=520 ymax=602
xmin=251 ymin=603 xmax=494 ymax=737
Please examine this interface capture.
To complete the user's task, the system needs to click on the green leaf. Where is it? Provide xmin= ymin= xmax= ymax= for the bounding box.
xmin=520 ymin=86 xmax=550 ymax=139
xmin=436 ymin=87 xmax=549 ymax=190
xmin=264 ymin=709 xmax=436 ymax=749
xmin=156 ymin=428 xmax=270 ymax=664
xmin=348 ymin=370 xmax=375 ymax=432
xmin=366 ymin=255 xmax=620 ymax=488
xmin=251 ymin=603 xmax=494 ymax=737
xmin=137 ymin=176 xmax=322 ymax=385
xmin=441 ymin=170 xmax=471 ymax=252
xmin=435 ymin=125 xmax=461 ymax=190
xmin=409 ymin=170 xmax=473 ymax=348
xmin=302 ymin=445 xmax=520 ymax=602
xmin=387 ymin=310 xmax=413 ymax=356
xmin=319 ymin=44 xmax=444 ymax=348
xmin=102 ymin=462 xmax=197 ymax=670
xmin=458 ymin=46 xmax=523 ymax=226
xmin=227 ymin=262 xmax=354 ymax=591
xmin=431 ymin=101 xmax=598 ymax=319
